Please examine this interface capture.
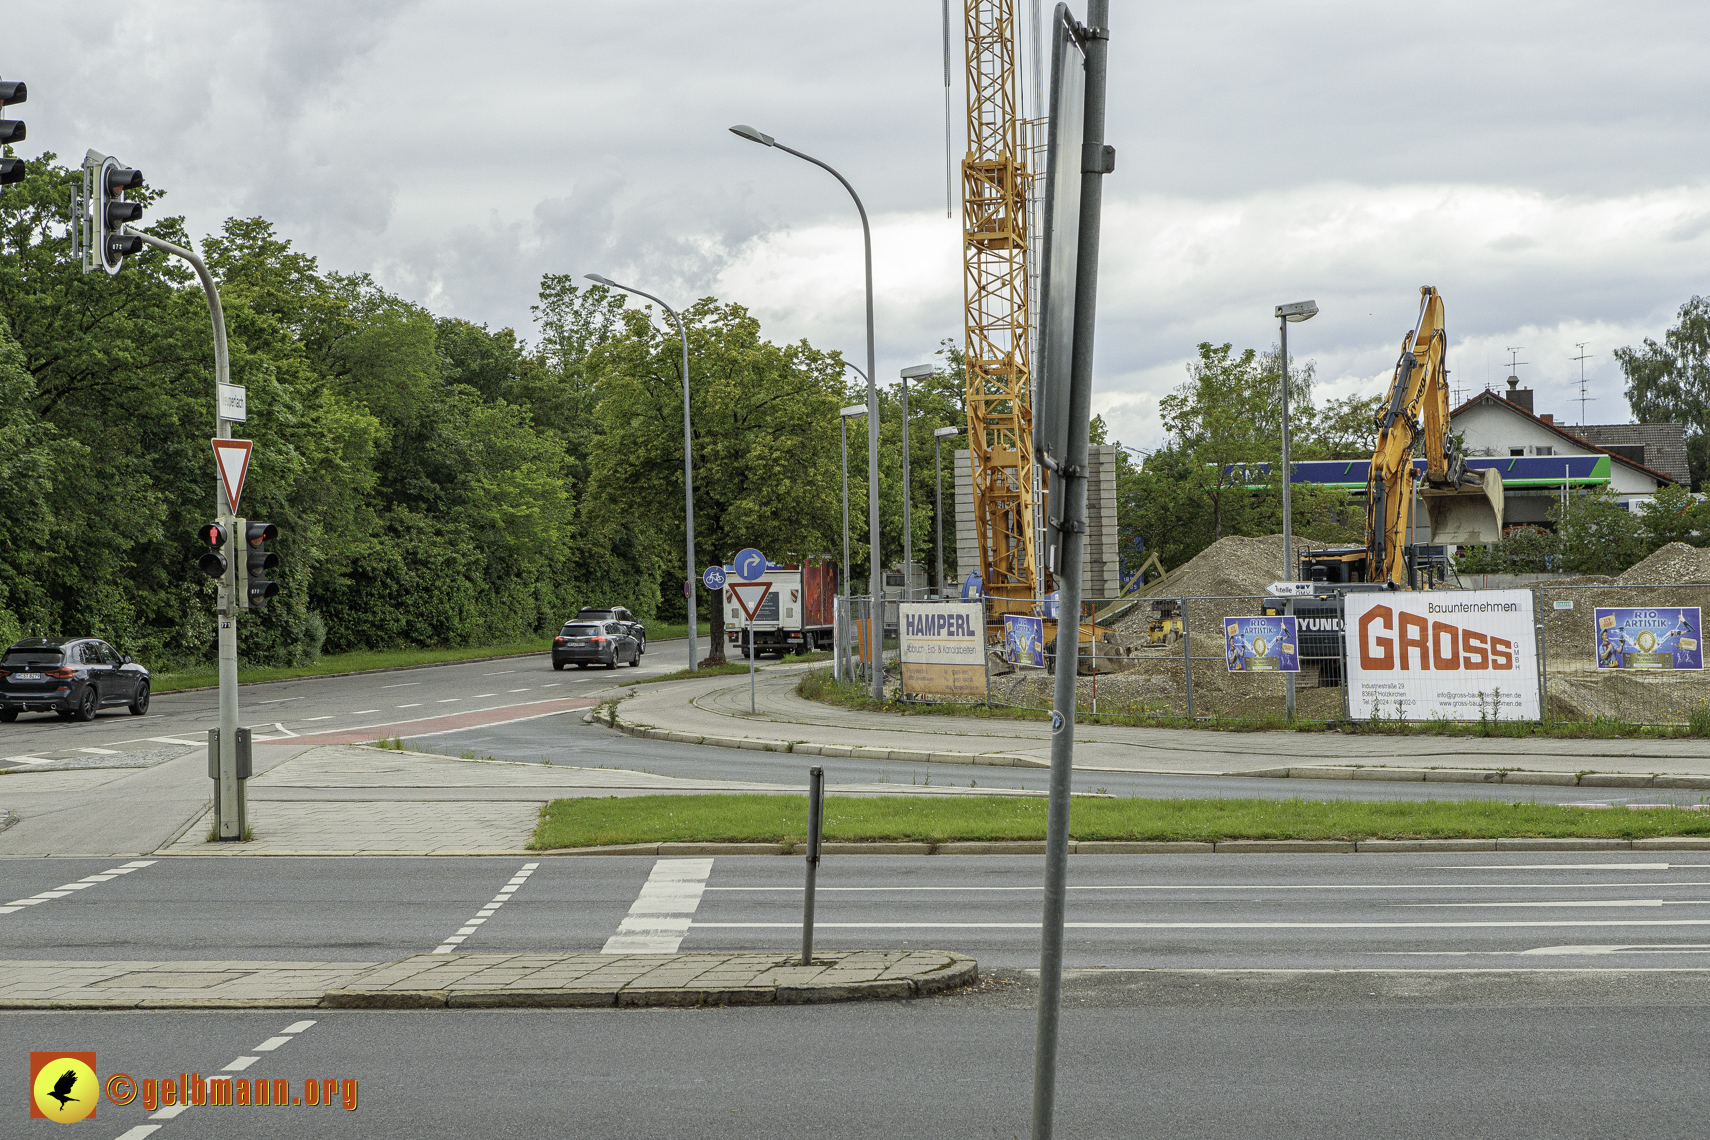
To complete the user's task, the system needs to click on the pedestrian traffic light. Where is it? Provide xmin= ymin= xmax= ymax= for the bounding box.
xmin=239 ymin=520 xmax=279 ymax=610
xmin=96 ymin=157 xmax=144 ymax=274
xmin=196 ymin=521 xmax=229 ymax=579
xmin=0 ymin=78 xmax=24 ymax=196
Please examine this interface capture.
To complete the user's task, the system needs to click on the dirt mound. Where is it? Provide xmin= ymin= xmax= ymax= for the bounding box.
xmin=1616 ymin=542 xmax=1710 ymax=586
xmin=1158 ymin=534 xmax=1288 ymax=601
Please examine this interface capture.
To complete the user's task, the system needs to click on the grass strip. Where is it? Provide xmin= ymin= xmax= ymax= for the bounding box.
xmin=532 ymin=793 xmax=1710 ymax=849
xmin=148 ymin=624 xmax=713 ymax=693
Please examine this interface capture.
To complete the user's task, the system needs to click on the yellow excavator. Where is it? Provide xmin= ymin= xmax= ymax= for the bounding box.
xmin=1304 ymin=286 xmax=1504 ymax=588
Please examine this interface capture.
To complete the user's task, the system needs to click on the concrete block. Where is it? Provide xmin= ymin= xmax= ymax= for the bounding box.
xmin=1632 ymin=836 xmax=1710 ymax=849
xmin=1578 ymin=774 xmax=1656 ymax=789
xmin=551 ymin=843 xmax=661 ymax=857
xmin=1213 ymin=840 xmax=1356 ymax=854
xmin=1072 ymin=841 xmax=1215 ymax=854
xmin=910 ymin=957 xmax=978 ymax=995
xmin=1651 ymin=775 xmax=1710 ymax=790
xmin=1499 ymin=771 xmax=1580 ymax=786
xmin=820 ymin=745 xmax=853 ymax=757
xmin=1355 ymin=839 xmax=1498 ymax=852
xmin=811 ymin=842 xmax=935 ymax=855
xmin=887 ymin=750 xmax=933 ymax=763
xmin=658 ymin=842 xmax=788 ymax=856
xmin=1286 ymin=767 xmax=1360 ymax=781
xmin=321 ymin=989 xmax=447 ymax=1009
xmin=775 ymin=979 xmax=913 ymax=1003
xmin=1424 ymin=770 xmax=1504 ymax=783
xmin=1236 ymin=768 xmax=1293 ymax=779
xmin=1493 ymin=838 xmax=1631 ymax=850
xmin=929 ymin=752 xmax=978 ymax=765
xmin=447 ymin=989 xmax=615 ymax=1008
xmin=935 ymin=841 xmax=1046 ymax=855
xmin=792 ymin=743 xmax=823 ymax=756
xmin=1349 ymin=768 xmax=1429 ymax=782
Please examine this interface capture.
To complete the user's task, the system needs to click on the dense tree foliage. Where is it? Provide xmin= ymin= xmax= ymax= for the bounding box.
xmin=1616 ymin=295 xmax=1710 ymax=490
xmin=1456 ymin=484 xmax=1708 ymax=575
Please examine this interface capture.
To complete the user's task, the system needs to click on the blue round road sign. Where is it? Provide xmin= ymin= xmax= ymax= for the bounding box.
xmin=702 ymin=565 xmax=727 ymax=591
xmin=732 ymin=548 xmax=767 ymax=582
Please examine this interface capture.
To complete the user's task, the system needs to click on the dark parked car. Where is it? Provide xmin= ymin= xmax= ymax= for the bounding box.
xmin=574 ymin=606 xmax=645 ymax=654
xmin=552 ymin=620 xmax=642 ymax=670
xmin=0 ymin=637 xmax=151 ymax=722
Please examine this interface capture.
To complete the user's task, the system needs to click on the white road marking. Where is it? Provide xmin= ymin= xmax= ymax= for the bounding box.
xmin=483 ymin=670 xmax=516 ymax=676
xmin=1 ymin=755 xmax=52 ymax=765
xmin=283 ymin=1019 xmax=317 ymax=1033
xmin=1385 ymin=944 xmax=1710 ymax=957
xmin=703 ymin=881 xmax=1710 ymax=893
xmin=694 ymin=919 xmax=1710 ymax=930
xmin=603 ymin=858 xmax=714 ymax=954
xmin=395 ymin=703 xmax=423 ymax=708
xmin=253 ymin=1037 xmax=292 ymax=1051
xmin=75 ymin=747 xmax=119 ymax=755
xmin=147 ymin=737 xmax=201 ymax=746
xmin=303 ymin=716 xmax=334 ymax=722
xmin=471 ymin=693 xmax=497 ymax=698
xmin=154 ymin=1019 xmax=320 ymax=1130
xmin=2 ymin=859 xmax=154 ymax=914
xmin=1396 ymin=899 xmax=1675 ymax=908
xmin=506 ymin=688 xmax=530 ymax=693
xmin=351 ymin=709 xmax=379 ymax=715
xmin=382 ymin=682 xmax=421 ymax=688
xmin=432 ymin=861 xmax=540 ymax=954
xmin=256 ymin=696 xmax=301 ymax=704
xmin=1436 ymin=863 xmax=1673 ymax=871
xmin=436 ymin=698 xmax=460 ymax=703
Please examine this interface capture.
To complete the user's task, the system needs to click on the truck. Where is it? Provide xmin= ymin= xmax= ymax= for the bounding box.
xmin=725 ymin=556 xmax=837 ymax=657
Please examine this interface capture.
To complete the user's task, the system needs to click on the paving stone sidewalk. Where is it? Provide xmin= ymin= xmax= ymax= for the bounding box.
xmin=0 ymin=951 xmax=976 ymax=1009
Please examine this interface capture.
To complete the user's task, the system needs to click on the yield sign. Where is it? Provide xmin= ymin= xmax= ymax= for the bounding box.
xmin=728 ymin=581 xmax=773 ymax=622
xmin=211 ymin=438 xmax=254 ymax=515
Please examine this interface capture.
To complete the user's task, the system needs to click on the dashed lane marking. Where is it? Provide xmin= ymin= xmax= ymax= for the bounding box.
xmin=603 ymin=858 xmax=713 ymax=954
xmin=436 ymin=699 xmax=460 ymax=703
xmin=2 ymin=859 xmax=155 ymax=914
xmin=395 ymin=703 xmax=423 ymax=708
xmin=381 ymin=682 xmax=421 ymax=689
xmin=350 ymin=709 xmax=379 ymax=715
xmin=156 ymin=1020 xmax=320 ymax=1127
xmin=303 ymin=716 xmax=334 ymax=722
xmin=432 ymin=862 xmax=539 ymax=953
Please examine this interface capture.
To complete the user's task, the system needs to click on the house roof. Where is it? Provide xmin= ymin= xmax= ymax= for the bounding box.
xmin=1571 ymin=422 xmax=1691 ymax=485
xmin=1448 ymin=389 xmax=1680 ymax=487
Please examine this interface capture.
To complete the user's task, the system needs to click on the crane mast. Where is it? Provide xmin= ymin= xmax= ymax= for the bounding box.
xmin=962 ymin=0 xmax=1045 ymax=621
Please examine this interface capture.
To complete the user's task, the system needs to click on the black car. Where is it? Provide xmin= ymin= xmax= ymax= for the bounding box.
xmin=574 ymin=606 xmax=646 ymax=655
xmin=552 ymin=620 xmax=642 ymax=670
xmin=0 ymin=637 xmax=151 ymax=722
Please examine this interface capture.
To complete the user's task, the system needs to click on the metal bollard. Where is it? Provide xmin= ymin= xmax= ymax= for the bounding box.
xmin=802 ymin=766 xmax=825 ymax=965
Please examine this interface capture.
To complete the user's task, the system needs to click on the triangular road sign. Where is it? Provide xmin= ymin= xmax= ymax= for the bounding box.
xmin=728 ymin=581 xmax=773 ymax=622
xmin=212 ymin=438 xmax=254 ymax=515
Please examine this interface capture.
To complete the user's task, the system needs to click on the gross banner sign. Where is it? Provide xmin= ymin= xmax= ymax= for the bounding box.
xmin=1595 ymin=607 xmax=1702 ymax=670
xmin=900 ymin=602 xmax=988 ymax=696
xmin=1345 ymin=589 xmax=1539 ymax=721
xmin=1004 ymin=614 xmax=1046 ymax=668
xmin=1224 ymin=615 xmax=1298 ymax=672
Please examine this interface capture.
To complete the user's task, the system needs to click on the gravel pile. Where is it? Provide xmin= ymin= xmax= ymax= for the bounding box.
xmin=1616 ymin=542 xmax=1710 ymax=586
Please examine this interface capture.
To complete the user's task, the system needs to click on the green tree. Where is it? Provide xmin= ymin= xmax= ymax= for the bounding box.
xmin=589 ymin=299 xmax=844 ymax=663
xmin=1615 ymin=296 xmax=1710 ymax=490
xmin=1551 ymin=487 xmax=1647 ymax=574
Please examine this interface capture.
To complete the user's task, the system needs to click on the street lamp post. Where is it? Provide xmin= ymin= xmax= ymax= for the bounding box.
xmin=1275 ymin=298 xmax=1318 ymax=721
xmin=730 ymin=123 xmax=884 ymax=699
xmin=840 ymin=403 xmax=867 ymax=680
xmin=933 ymin=426 xmax=961 ymax=597
xmin=587 ymin=273 xmax=697 ymax=673
xmin=900 ymin=364 xmax=935 ymax=602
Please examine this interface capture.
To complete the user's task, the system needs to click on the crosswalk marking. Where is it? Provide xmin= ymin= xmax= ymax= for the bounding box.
xmin=602 ymin=858 xmax=714 ymax=954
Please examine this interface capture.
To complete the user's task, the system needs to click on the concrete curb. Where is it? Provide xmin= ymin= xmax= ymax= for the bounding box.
xmin=594 ymin=705 xmax=1710 ymax=789
xmin=535 ymin=836 xmax=1710 ymax=855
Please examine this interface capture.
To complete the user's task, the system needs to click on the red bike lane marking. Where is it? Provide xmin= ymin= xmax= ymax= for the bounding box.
xmin=256 ymin=696 xmax=601 ymax=745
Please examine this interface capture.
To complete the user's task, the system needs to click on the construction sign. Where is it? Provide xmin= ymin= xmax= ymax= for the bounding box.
xmin=899 ymin=602 xmax=987 ymax=697
xmin=211 ymin=438 xmax=254 ymax=515
xmin=1595 ymin=608 xmax=1701 ymax=670
xmin=1345 ymin=589 xmax=1539 ymax=721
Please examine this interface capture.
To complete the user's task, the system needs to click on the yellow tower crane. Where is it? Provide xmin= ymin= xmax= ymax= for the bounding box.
xmin=961 ymin=0 xmax=1046 ymax=628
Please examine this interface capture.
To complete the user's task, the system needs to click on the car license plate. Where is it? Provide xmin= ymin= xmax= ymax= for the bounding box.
xmin=10 ymin=672 xmax=44 ymax=681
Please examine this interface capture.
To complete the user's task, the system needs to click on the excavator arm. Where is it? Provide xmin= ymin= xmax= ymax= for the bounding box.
xmin=1364 ymin=287 xmax=1503 ymax=586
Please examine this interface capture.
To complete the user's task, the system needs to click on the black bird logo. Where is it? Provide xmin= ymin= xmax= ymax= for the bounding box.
xmin=48 ymin=1068 xmax=79 ymax=1110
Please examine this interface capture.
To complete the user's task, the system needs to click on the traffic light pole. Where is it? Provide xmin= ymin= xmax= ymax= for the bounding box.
xmin=128 ymin=228 xmax=244 ymax=839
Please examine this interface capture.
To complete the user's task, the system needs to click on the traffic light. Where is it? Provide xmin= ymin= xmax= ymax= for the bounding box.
xmin=0 ymin=78 xmax=24 ymax=196
xmin=239 ymin=520 xmax=279 ymax=610
xmin=196 ymin=521 xmax=229 ymax=579
xmin=96 ymin=157 xmax=144 ymax=274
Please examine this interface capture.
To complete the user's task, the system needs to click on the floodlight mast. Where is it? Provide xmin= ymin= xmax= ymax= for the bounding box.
xmin=1274 ymin=298 xmax=1318 ymax=723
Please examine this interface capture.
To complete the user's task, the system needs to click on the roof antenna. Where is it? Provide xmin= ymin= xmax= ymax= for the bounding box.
xmin=1573 ymin=341 xmax=1597 ymax=426
xmin=1504 ymin=346 xmax=1528 ymax=388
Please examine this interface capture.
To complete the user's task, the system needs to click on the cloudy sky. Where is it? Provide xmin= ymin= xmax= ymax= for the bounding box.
xmin=12 ymin=1 xmax=1710 ymax=448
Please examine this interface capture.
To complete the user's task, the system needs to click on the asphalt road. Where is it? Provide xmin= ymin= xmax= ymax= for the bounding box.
xmin=13 ymin=852 xmax=1710 ymax=970
xmin=0 ymin=640 xmax=695 ymax=767
xmin=11 ymin=973 xmax=1710 ymax=1140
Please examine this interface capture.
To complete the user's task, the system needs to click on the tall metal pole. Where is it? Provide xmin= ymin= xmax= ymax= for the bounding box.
xmin=900 ymin=372 xmax=913 ymax=601
xmin=585 ymin=276 xmax=696 ymax=672
xmin=128 ymin=228 xmax=243 ymax=840
xmin=1031 ymin=4 xmax=1109 ymax=1136
xmin=1280 ymin=312 xmax=1295 ymax=720
xmin=934 ymin=434 xmax=945 ymax=596
xmin=728 ymin=127 xmax=883 ymax=699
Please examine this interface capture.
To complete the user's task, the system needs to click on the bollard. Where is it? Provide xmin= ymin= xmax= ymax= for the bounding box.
xmin=802 ymin=766 xmax=825 ymax=965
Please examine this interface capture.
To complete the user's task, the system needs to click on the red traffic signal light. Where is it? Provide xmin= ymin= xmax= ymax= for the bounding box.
xmin=196 ymin=521 xmax=228 ymax=579
xmin=241 ymin=520 xmax=279 ymax=609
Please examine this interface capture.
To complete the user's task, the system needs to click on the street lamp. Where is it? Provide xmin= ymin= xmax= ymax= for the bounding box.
xmin=840 ymin=403 xmax=867 ymax=680
xmin=899 ymin=364 xmax=935 ymax=601
xmin=933 ymin=426 xmax=961 ymax=598
xmin=730 ymin=123 xmax=884 ymax=699
xmin=588 ymin=272 xmax=698 ymax=673
xmin=1275 ymin=298 xmax=1317 ymax=722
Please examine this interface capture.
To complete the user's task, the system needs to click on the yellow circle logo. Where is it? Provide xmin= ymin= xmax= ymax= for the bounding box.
xmin=1637 ymin=629 xmax=1657 ymax=652
xmin=1253 ymin=637 xmax=1268 ymax=657
xmin=33 ymin=1056 xmax=98 ymax=1122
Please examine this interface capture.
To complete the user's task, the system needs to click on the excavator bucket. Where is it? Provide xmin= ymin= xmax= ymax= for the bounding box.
xmin=1424 ymin=466 xmax=1505 ymax=546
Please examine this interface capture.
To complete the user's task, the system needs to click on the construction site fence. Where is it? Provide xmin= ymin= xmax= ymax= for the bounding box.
xmin=865 ymin=587 xmax=1708 ymax=730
